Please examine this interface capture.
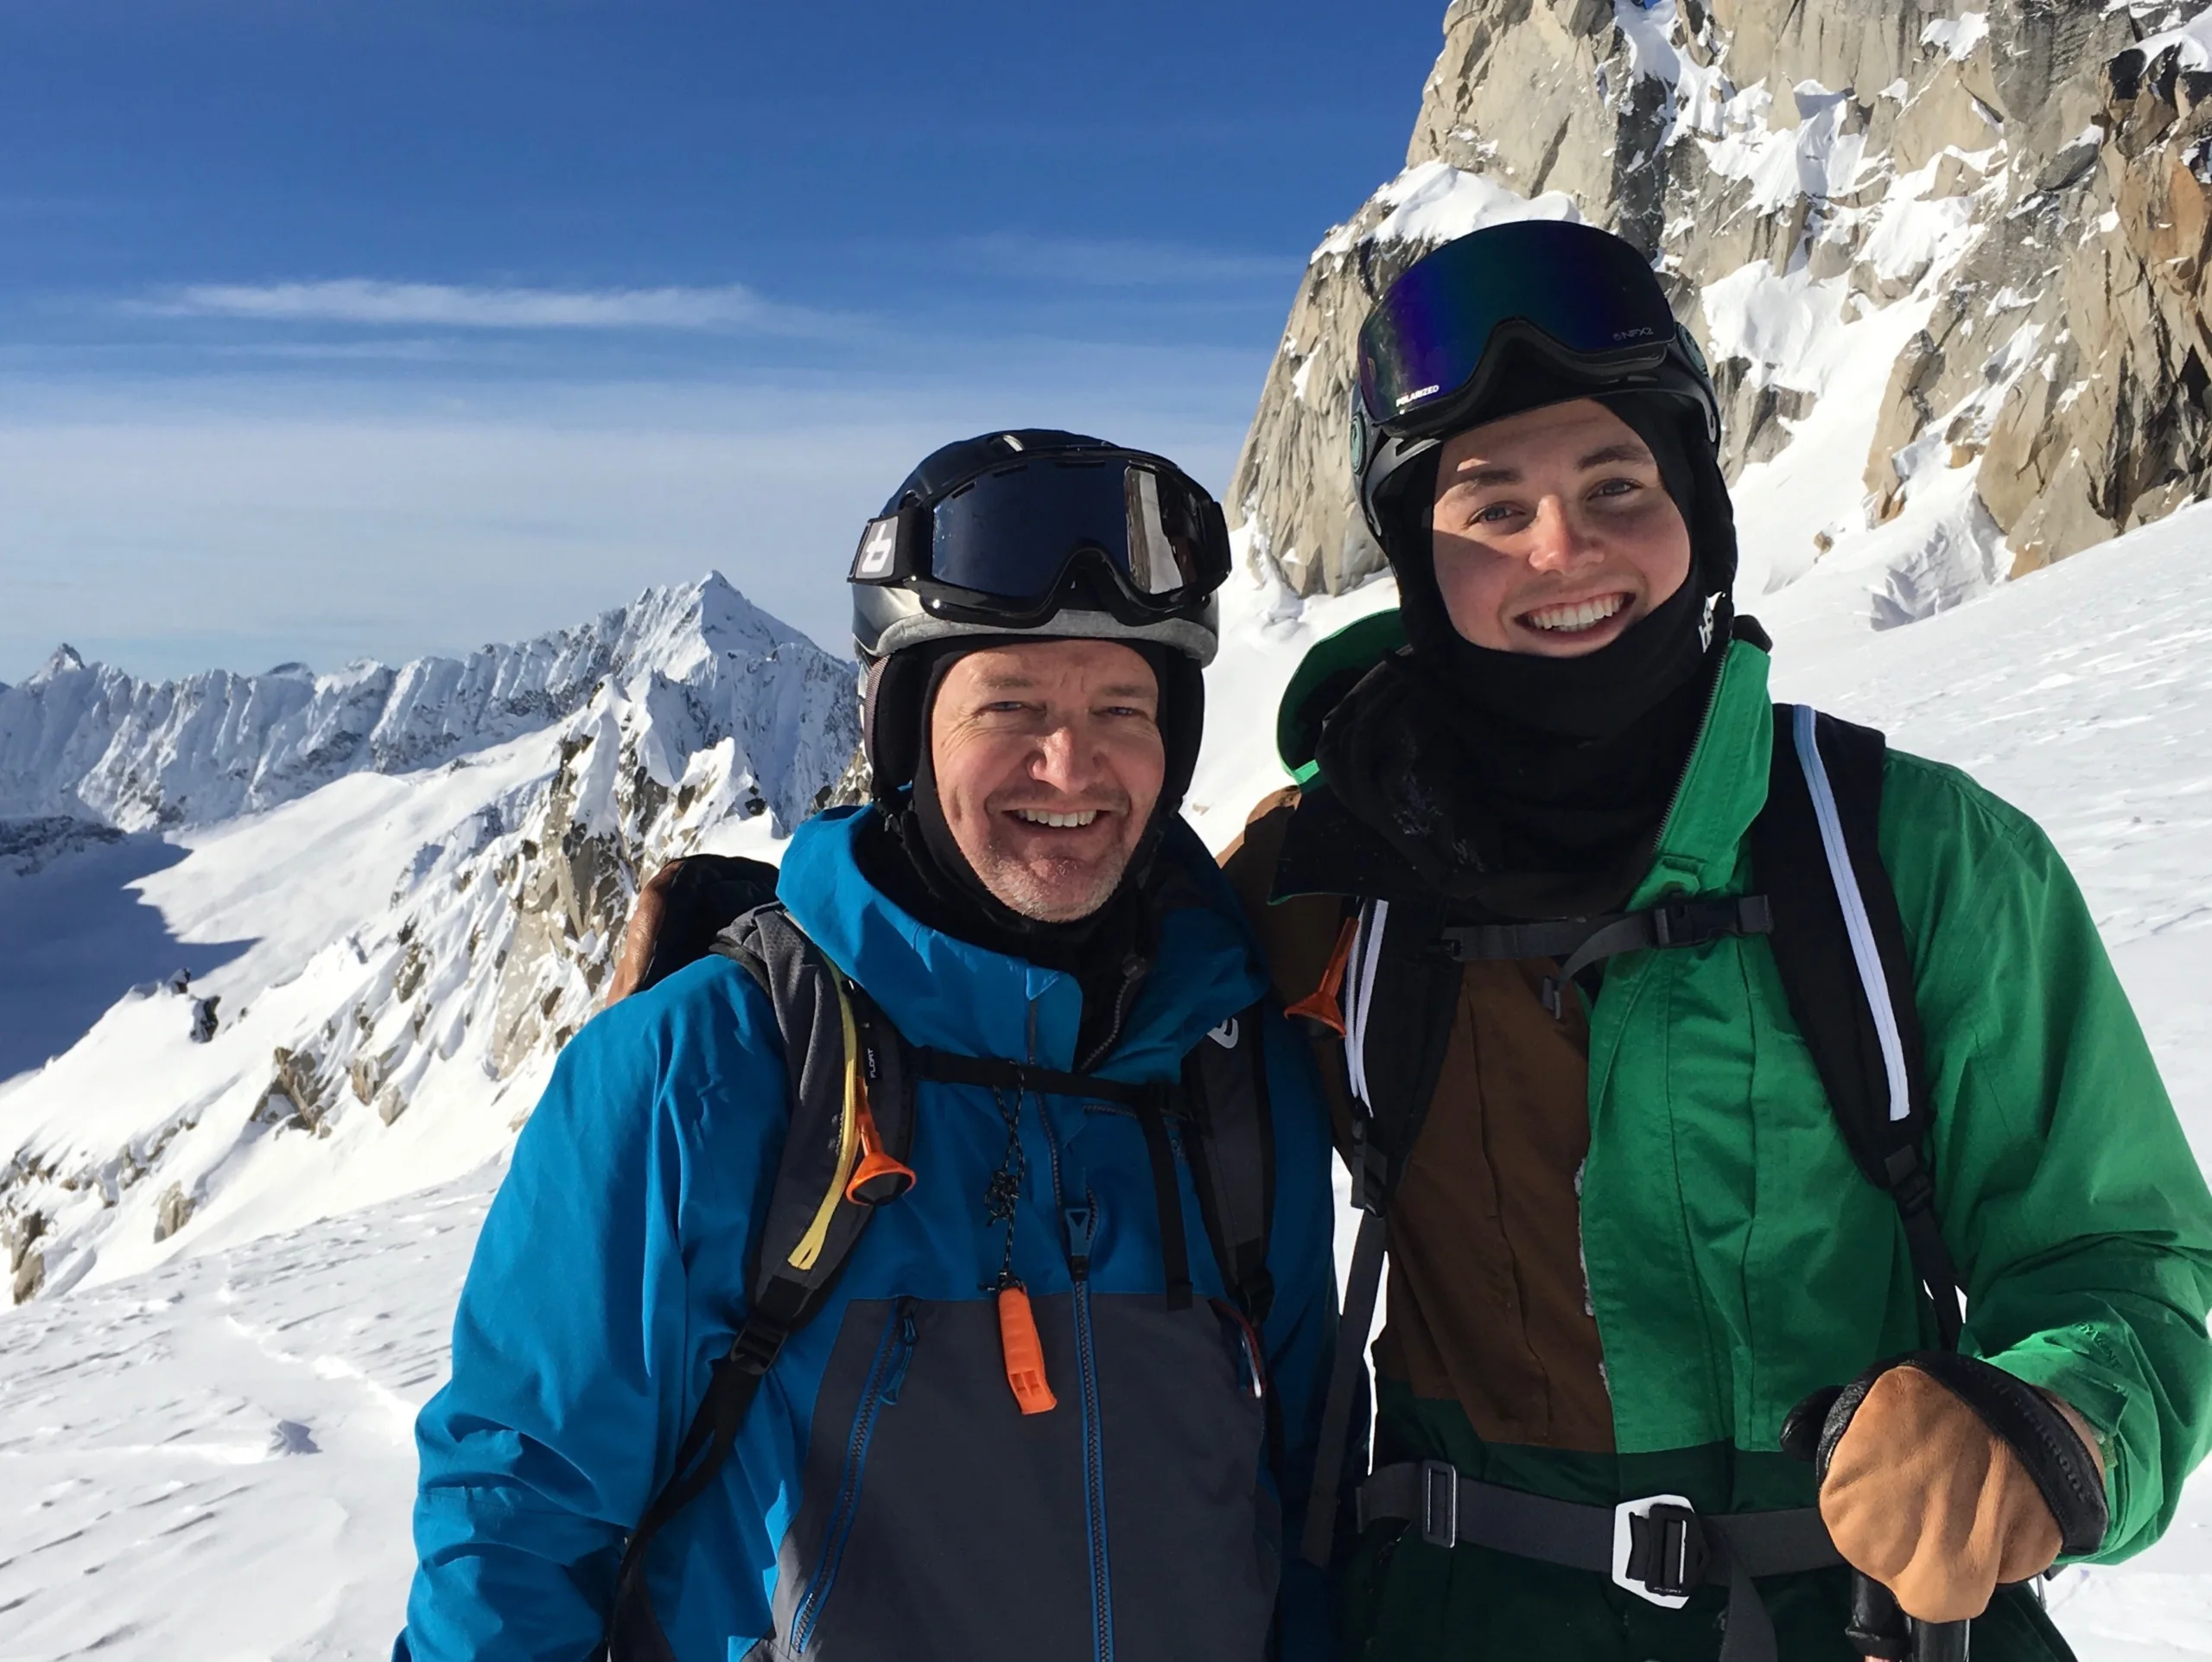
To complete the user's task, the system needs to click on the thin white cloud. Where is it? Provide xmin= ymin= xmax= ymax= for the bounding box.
xmin=950 ymin=232 xmax=1296 ymax=288
xmin=139 ymin=277 xmax=845 ymax=334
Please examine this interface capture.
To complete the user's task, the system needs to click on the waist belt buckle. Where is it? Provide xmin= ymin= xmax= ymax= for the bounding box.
xmin=1612 ymin=1493 xmax=1704 ymax=1608
xmin=1418 ymin=1459 xmax=1459 ymax=1548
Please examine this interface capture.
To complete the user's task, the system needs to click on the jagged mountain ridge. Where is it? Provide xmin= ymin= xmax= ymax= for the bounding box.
xmin=1234 ymin=0 xmax=2212 ymax=604
xmin=2 ymin=574 xmax=861 ymax=1305
xmin=0 ymin=573 xmax=842 ymax=837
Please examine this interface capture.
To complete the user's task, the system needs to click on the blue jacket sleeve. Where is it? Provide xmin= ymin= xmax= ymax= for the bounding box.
xmin=1258 ymin=1008 xmax=1345 ymax=1661
xmin=395 ymin=961 xmax=786 ymax=1662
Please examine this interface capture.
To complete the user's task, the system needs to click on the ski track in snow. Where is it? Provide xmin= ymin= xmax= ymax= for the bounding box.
xmin=4 ymin=505 xmax=2212 ymax=1656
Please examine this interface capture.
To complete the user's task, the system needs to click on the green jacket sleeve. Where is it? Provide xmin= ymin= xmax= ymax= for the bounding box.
xmin=1885 ymin=753 xmax=2212 ymax=1562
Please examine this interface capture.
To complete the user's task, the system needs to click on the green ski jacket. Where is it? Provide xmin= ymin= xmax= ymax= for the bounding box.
xmin=1254 ymin=630 xmax=2212 ymax=1661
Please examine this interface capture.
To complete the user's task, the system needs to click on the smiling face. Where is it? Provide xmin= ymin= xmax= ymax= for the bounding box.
xmin=1429 ymin=398 xmax=1694 ymax=656
xmin=928 ymin=639 xmax=1166 ymax=923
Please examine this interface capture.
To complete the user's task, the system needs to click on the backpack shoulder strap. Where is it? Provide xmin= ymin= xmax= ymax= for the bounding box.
xmin=1181 ymin=997 xmax=1277 ymax=1327
xmin=607 ymin=904 xmax=916 ymax=1661
xmin=1753 ymin=704 xmax=1963 ymax=1347
xmin=1300 ymin=896 xmax=1462 ymax=1570
xmin=1340 ymin=897 xmax=1463 ymax=1205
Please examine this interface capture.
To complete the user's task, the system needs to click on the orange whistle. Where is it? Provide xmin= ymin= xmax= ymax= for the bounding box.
xmin=997 ymin=1284 xmax=1057 ymax=1415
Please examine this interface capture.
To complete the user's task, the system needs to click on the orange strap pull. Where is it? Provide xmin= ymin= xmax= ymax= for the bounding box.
xmin=997 ymin=1284 xmax=1058 ymax=1415
xmin=1285 ymin=915 xmax=1357 ymax=1036
xmin=843 ymin=1073 xmax=916 ymax=1206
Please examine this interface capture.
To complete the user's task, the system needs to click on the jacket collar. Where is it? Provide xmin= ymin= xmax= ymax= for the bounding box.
xmin=1624 ymin=638 xmax=1773 ymax=907
xmin=1268 ymin=636 xmax=1777 ymax=914
xmin=777 ymin=806 xmax=1265 ymax=1077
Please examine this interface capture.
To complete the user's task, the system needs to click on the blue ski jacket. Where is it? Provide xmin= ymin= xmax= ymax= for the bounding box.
xmin=395 ymin=806 xmax=1341 ymax=1662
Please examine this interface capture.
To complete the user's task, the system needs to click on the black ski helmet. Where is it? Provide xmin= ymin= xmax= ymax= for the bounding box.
xmin=1351 ymin=220 xmax=1726 ymax=564
xmin=849 ymin=429 xmax=1228 ymax=804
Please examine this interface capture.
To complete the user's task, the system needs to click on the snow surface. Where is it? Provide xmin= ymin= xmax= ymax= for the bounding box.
xmin=1313 ymin=160 xmax=1578 ymax=261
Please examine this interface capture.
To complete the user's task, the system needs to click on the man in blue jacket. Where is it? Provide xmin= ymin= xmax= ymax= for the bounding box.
xmin=395 ymin=430 xmax=1341 ymax=1661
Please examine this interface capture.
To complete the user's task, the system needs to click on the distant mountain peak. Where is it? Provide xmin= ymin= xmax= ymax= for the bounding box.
xmin=29 ymin=645 xmax=87 ymax=685
xmin=0 ymin=574 xmax=856 ymax=832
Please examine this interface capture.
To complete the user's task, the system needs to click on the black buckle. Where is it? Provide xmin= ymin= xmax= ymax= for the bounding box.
xmin=1885 ymin=1147 xmax=1937 ymax=1213
xmin=1418 ymin=1460 xmax=1459 ymax=1548
xmin=1649 ymin=895 xmax=1770 ymax=950
xmin=1624 ymin=1502 xmax=1709 ymax=1600
xmin=728 ymin=1319 xmax=788 ymax=1377
xmin=1650 ymin=898 xmax=1722 ymax=948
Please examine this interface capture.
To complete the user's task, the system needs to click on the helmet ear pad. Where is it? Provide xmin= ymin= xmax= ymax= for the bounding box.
xmin=862 ymin=652 xmax=930 ymax=804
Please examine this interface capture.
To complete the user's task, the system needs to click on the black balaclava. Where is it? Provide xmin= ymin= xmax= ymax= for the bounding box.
xmin=1389 ymin=387 xmax=1737 ymax=739
xmin=1316 ymin=386 xmax=1738 ymax=918
xmin=856 ymin=636 xmax=1204 ymax=1057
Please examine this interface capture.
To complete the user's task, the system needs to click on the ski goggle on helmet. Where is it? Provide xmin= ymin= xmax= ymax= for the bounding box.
xmin=849 ymin=431 xmax=1231 ymax=664
xmin=1351 ymin=220 xmax=1722 ymax=543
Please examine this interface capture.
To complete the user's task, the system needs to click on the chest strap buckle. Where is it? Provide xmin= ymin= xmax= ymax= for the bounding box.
xmin=1417 ymin=1459 xmax=1459 ymax=1547
xmin=1613 ymin=1493 xmax=1705 ymax=1608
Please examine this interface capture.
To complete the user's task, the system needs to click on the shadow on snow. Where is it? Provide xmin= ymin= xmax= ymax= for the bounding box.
xmin=0 ymin=825 xmax=254 ymax=1085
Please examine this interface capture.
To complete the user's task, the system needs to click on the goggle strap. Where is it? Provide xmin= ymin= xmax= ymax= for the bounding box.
xmin=850 ymin=505 xmax=931 ymax=585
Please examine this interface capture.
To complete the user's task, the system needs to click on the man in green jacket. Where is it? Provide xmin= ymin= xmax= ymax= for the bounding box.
xmin=1222 ymin=220 xmax=2212 ymax=1662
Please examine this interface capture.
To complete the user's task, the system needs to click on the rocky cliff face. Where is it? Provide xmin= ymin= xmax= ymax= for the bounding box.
xmin=1 ymin=576 xmax=860 ymax=1304
xmin=1234 ymin=0 xmax=2212 ymax=600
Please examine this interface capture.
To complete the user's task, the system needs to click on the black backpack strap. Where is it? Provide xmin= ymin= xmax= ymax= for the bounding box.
xmin=1134 ymin=1084 xmax=1195 ymax=1312
xmin=606 ymin=906 xmax=916 ymax=1662
xmin=1300 ymin=898 xmax=1463 ymax=1568
xmin=1754 ymin=704 xmax=1963 ymax=1347
xmin=1436 ymin=895 xmax=1774 ymax=1017
xmin=1341 ymin=898 xmax=1464 ymax=1195
xmin=906 ymin=1047 xmax=1152 ymax=1109
xmin=1181 ymin=999 xmax=1277 ymax=1327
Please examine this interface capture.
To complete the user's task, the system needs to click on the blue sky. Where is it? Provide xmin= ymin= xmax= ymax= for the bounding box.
xmin=0 ymin=0 xmax=1444 ymax=679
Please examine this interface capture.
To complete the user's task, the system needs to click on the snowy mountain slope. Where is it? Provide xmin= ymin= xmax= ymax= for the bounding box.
xmin=4 ymin=507 xmax=2210 ymax=1662
xmin=0 ymin=574 xmax=832 ymax=836
xmin=0 ymin=575 xmax=860 ymax=1308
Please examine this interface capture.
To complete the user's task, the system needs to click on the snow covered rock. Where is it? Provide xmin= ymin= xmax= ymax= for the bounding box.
xmin=1232 ymin=0 xmax=2212 ymax=604
xmin=0 ymin=574 xmax=859 ymax=1307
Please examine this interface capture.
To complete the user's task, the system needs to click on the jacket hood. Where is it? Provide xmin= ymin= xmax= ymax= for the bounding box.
xmin=777 ymin=805 xmax=1267 ymax=1078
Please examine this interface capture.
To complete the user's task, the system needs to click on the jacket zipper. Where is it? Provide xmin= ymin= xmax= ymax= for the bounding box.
xmin=1076 ymin=952 xmax=1147 ymax=1073
xmin=1067 ymin=1199 xmax=1114 ymax=1662
xmin=789 ymin=1296 xmax=918 ymax=1653
xmin=1038 ymin=998 xmax=1114 ymax=1662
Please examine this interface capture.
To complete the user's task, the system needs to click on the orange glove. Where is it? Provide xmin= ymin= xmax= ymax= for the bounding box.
xmin=1808 ymin=1358 xmax=2107 ymax=1623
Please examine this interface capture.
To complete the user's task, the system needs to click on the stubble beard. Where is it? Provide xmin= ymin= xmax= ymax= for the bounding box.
xmin=971 ymin=840 xmax=1135 ymax=924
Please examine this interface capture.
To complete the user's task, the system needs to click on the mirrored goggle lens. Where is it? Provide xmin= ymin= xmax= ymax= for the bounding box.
xmin=1358 ymin=220 xmax=1678 ymax=425
xmin=928 ymin=458 xmax=1221 ymax=604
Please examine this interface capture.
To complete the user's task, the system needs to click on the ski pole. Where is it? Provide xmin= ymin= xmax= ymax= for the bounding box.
xmin=1910 ymin=1616 xmax=1967 ymax=1662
